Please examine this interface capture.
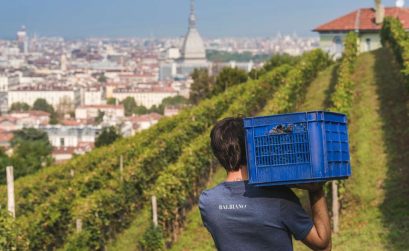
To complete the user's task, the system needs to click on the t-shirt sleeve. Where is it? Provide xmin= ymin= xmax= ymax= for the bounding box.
xmin=198 ymin=191 xmax=209 ymax=228
xmin=280 ymin=192 xmax=314 ymax=240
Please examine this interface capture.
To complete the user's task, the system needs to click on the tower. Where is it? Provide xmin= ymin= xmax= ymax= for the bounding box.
xmin=180 ymin=0 xmax=206 ymax=62
xmin=16 ymin=26 xmax=28 ymax=54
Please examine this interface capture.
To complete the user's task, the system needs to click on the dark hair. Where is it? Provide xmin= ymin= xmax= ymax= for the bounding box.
xmin=210 ymin=117 xmax=247 ymax=172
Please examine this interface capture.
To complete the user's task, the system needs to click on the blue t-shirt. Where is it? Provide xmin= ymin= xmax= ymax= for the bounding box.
xmin=199 ymin=181 xmax=313 ymax=251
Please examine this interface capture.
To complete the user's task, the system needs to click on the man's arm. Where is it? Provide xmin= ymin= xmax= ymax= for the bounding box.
xmin=296 ymin=184 xmax=332 ymax=251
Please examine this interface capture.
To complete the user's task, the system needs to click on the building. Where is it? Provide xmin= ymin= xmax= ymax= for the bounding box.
xmin=75 ymin=104 xmax=125 ymax=120
xmin=314 ymin=1 xmax=409 ymax=57
xmin=16 ymin=26 xmax=28 ymax=54
xmin=159 ymin=0 xmax=209 ymax=80
xmin=83 ymin=87 xmax=103 ymax=105
xmin=112 ymin=86 xmax=178 ymax=108
xmin=8 ymin=86 xmax=81 ymax=110
xmin=40 ymin=124 xmax=101 ymax=148
xmin=125 ymin=113 xmax=163 ymax=133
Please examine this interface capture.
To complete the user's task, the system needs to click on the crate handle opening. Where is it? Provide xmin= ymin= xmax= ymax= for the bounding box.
xmin=268 ymin=124 xmax=294 ymax=135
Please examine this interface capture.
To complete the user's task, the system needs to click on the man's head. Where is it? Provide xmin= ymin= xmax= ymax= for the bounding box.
xmin=210 ymin=117 xmax=247 ymax=172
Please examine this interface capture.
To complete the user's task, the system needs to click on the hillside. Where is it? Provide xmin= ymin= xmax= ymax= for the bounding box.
xmin=169 ymin=48 xmax=409 ymax=251
xmin=2 ymin=37 xmax=409 ymax=251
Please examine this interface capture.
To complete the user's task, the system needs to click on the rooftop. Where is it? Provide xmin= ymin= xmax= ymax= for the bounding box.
xmin=314 ymin=7 xmax=409 ymax=32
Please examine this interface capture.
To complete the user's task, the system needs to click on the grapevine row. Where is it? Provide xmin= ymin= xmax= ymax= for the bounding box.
xmin=141 ymin=49 xmax=332 ymax=248
xmin=61 ymin=66 xmax=293 ymax=250
xmin=381 ymin=17 xmax=409 ymax=87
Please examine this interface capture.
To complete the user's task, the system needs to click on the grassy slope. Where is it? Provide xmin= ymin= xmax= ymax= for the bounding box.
xmin=170 ymin=65 xmax=338 ymax=251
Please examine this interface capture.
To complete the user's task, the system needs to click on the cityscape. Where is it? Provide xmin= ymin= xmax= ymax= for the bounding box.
xmin=1 ymin=0 xmax=409 ymax=251
xmin=0 ymin=0 xmax=318 ymax=162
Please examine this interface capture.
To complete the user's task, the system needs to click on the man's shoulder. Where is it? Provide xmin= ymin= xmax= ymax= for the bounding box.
xmin=199 ymin=183 xmax=225 ymax=212
xmin=199 ymin=183 xmax=224 ymax=201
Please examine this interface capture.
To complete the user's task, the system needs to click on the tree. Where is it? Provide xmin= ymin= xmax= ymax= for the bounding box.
xmin=32 ymin=98 xmax=59 ymax=124
xmin=33 ymin=98 xmax=54 ymax=114
xmin=249 ymin=54 xmax=300 ymax=80
xmin=107 ymin=97 xmax=117 ymax=105
xmin=121 ymin=97 xmax=138 ymax=116
xmin=10 ymin=128 xmax=53 ymax=179
xmin=9 ymin=102 xmax=30 ymax=112
xmin=95 ymin=126 xmax=122 ymax=147
xmin=189 ymin=68 xmax=214 ymax=105
xmin=161 ymin=95 xmax=189 ymax=107
xmin=148 ymin=105 xmax=163 ymax=115
xmin=97 ymin=73 xmax=107 ymax=83
xmin=95 ymin=110 xmax=105 ymax=124
xmin=0 ymin=148 xmax=10 ymax=184
xmin=212 ymin=67 xmax=248 ymax=95
xmin=134 ymin=105 xmax=148 ymax=115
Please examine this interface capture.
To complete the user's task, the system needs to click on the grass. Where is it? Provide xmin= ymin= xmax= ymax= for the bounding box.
xmin=107 ymin=208 xmax=150 ymax=251
xmin=374 ymin=48 xmax=409 ymax=250
xmin=330 ymin=49 xmax=389 ymax=250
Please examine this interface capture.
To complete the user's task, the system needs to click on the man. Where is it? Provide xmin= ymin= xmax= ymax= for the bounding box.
xmin=199 ymin=117 xmax=331 ymax=251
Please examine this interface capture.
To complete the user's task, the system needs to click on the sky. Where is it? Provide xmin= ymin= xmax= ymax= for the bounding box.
xmin=0 ymin=0 xmax=403 ymax=39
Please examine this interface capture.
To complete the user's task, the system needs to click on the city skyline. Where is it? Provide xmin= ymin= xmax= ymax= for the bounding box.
xmin=0 ymin=0 xmax=403 ymax=39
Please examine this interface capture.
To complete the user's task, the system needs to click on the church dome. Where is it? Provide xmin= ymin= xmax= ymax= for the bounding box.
xmin=180 ymin=0 xmax=206 ymax=61
xmin=181 ymin=27 xmax=206 ymax=60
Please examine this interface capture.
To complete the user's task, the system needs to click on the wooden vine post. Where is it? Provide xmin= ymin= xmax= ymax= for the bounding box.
xmin=120 ymin=155 xmax=124 ymax=182
xmin=152 ymin=195 xmax=158 ymax=227
xmin=6 ymin=166 xmax=15 ymax=218
xmin=332 ymin=180 xmax=339 ymax=233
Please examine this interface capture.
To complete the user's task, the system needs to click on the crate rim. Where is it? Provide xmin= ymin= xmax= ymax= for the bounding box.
xmin=243 ymin=110 xmax=346 ymax=121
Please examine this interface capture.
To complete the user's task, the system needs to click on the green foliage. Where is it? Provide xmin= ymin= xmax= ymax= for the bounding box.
xmin=0 ymin=148 xmax=10 ymax=184
xmin=206 ymin=50 xmax=271 ymax=63
xmin=9 ymin=102 xmax=30 ymax=112
xmin=95 ymin=126 xmax=122 ymax=147
xmin=330 ymin=32 xmax=358 ymax=116
xmin=33 ymin=98 xmax=54 ymax=114
xmin=32 ymin=98 xmax=59 ymax=124
xmin=381 ymin=17 xmax=409 ymax=87
xmin=262 ymin=49 xmax=332 ymax=114
xmin=1 ymin=72 xmax=247 ymax=250
xmin=161 ymin=95 xmax=189 ymax=107
xmin=11 ymin=128 xmax=50 ymax=145
xmin=121 ymin=97 xmax=138 ymax=116
xmin=138 ymin=225 xmax=164 ymax=251
xmin=212 ymin=67 xmax=248 ymax=95
xmin=10 ymin=128 xmax=53 ymax=180
xmin=107 ymin=97 xmax=117 ymax=105
xmin=249 ymin=54 xmax=300 ymax=80
xmin=0 ymin=210 xmax=28 ymax=250
xmin=142 ymin=50 xmax=331 ymax=246
xmin=95 ymin=110 xmax=105 ymax=124
xmin=189 ymin=68 xmax=214 ymax=105
xmin=0 ymin=50 xmax=330 ymax=250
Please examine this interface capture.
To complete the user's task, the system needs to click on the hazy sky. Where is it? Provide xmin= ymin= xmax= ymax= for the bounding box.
xmin=0 ymin=0 xmax=403 ymax=38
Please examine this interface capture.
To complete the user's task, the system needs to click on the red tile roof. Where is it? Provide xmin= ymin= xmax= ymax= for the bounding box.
xmin=314 ymin=7 xmax=409 ymax=32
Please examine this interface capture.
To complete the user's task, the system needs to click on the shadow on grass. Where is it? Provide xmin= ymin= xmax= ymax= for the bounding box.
xmin=374 ymin=48 xmax=409 ymax=250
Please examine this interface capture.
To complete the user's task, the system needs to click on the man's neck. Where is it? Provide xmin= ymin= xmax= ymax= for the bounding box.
xmin=225 ymin=165 xmax=249 ymax=182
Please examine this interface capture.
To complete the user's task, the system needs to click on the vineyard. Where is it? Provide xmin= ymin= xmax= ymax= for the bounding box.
xmin=1 ymin=17 xmax=409 ymax=251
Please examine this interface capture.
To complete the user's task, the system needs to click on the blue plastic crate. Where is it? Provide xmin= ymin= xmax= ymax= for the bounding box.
xmin=244 ymin=111 xmax=351 ymax=186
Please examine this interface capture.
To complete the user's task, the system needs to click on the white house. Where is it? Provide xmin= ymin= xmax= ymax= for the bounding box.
xmin=112 ymin=86 xmax=178 ymax=108
xmin=314 ymin=1 xmax=409 ymax=57
xmin=8 ymin=86 xmax=81 ymax=110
